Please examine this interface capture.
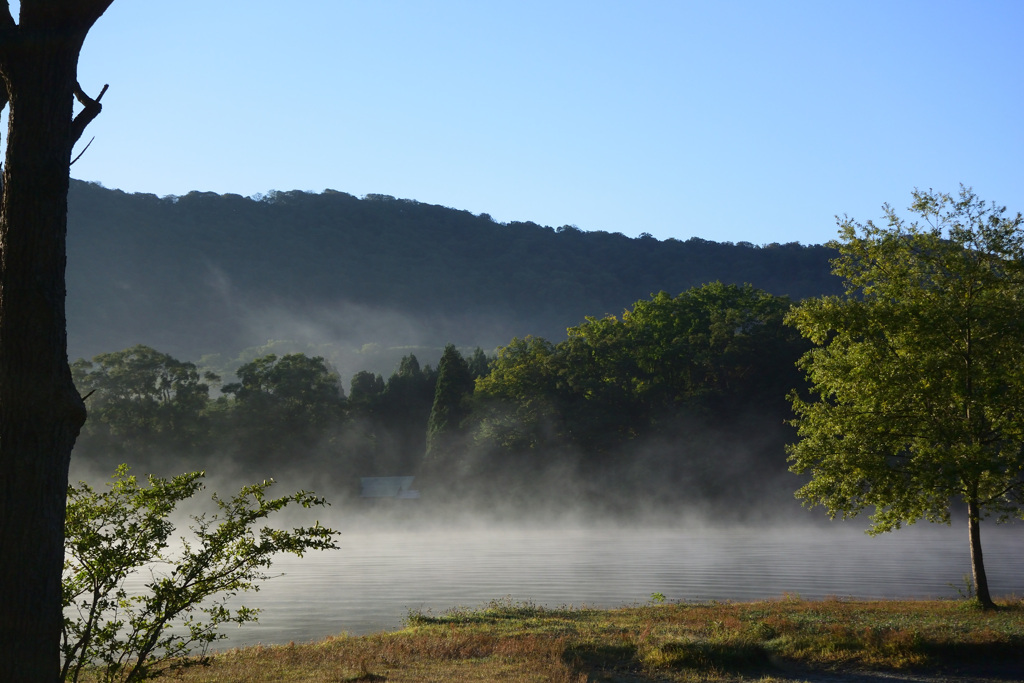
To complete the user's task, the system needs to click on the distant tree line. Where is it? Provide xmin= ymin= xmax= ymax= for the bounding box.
xmin=438 ymin=282 xmax=809 ymax=512
xmin=72 ymin=282 xmax=808 ymax=516
xmin=74 ymin=347 xmax=429 ymax=495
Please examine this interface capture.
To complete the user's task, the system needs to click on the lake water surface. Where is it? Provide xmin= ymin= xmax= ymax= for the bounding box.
xmin=211 ymin=522 xmax=1021 ymax=649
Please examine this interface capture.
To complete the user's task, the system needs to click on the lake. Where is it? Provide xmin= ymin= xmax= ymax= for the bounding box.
xmin=210 ymin=521 xmax=1021 ymax=649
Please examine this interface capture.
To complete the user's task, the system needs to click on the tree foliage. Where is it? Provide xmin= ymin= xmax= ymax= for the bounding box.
xmin=476 ymin=282 xmax=804 ymax=454
xmin=424 ymin=344 xmax=475 ymax=468
xmin=473 ymin=336 xmax=564 ymax=452
xmin=223 ymin=353 xmax=345 ymax=428
xmin=220 ymin=353 xmax=346 ymax=465
xmin=786 ymin=187 xmax=1024 ymax=607
xmin=61 ymin=466 xmax=338 ymax=682
xmin=356 ymin=354 xmax=437 ymax=476
xmin=348 ymin=370 xmax=385 ymax=407
xmin=468 ymin=283 xmax=807 ymax=508
xmin=72 ymin=345 xmax=219 ymax=460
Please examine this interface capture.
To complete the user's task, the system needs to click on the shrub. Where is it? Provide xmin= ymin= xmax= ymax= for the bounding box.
xmin=61 ymin=465 xmax=338 ymax=682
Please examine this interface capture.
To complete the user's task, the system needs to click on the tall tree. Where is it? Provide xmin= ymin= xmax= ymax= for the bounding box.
xmin=0 ymin=2 xmax=115 ymax=679
xmin=467 ymin=347 xmax=490 ymax=378
xmin=374 ymin=354 xmax=437 ymax=474
xmin=424 ymin=344 xmax=475 ymax=467
xmin=787 ymin=188 xmax=1024 ymax=609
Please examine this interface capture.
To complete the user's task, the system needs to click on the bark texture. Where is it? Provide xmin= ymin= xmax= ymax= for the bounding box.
xmin=0 ymin=2 xmax=114 ymax=680
xmin=967 ymin=498 xmax=994 ymax=609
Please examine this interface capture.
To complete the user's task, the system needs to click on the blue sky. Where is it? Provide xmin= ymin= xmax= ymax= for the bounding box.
xmin=68 ymin=0 xmax=1023 ymax=246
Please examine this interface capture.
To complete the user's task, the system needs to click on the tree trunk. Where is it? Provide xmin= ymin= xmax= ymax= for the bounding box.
xmin=0 ymin=18 xmax=96 ymax=681
xmin=966 ymin=497 xmax=995 ymax=609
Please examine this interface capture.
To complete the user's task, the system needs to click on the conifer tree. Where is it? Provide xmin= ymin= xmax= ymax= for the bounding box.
xmin=425 ymin=345 xmax=475 ymax=467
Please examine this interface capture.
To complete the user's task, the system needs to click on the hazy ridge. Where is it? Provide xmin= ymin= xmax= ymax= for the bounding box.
xmin=66 ymin=179 xmax=842 ymax=366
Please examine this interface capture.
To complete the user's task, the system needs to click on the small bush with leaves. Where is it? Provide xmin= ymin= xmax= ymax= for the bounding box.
xmin=61 ymin=465 xmax=338 ymax=683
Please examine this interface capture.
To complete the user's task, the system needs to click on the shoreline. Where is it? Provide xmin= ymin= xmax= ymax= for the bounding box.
xmin=132 ymin=596 xmax=1023 ymax=682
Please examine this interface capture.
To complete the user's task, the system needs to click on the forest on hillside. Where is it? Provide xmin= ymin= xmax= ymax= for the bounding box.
xmin=65 ymin=180 xmax=842 ymax=371
xmin=72 ymin=283 xmax=809 ymax=520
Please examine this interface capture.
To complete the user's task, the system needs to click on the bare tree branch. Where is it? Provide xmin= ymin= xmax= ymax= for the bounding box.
xmin=69 ymin=136 xmax=94 ymax=166
xmin=70 ymin=82 xmax=107 ymax=148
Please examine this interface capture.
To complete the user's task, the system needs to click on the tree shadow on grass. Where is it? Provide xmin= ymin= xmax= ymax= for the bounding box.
xmin=565 ymin=641 xmax=774 ymax=681
xmin=564 ymin=641 xmax=1024 ymax=683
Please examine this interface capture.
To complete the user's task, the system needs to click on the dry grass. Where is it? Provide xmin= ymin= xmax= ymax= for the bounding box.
xmin=109 ymin=596 xmax=1024 ymax=682
xmin=155 ymin=630 xmax=583 ymax=682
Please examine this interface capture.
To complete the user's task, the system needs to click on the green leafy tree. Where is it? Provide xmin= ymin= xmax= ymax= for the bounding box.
xmin=72 ymin=345 xmax=219 ymax=462
xmin=348 ymin=370 xmax=385 ymax=409
xmin=477 ymin=284 xmax=802 ymax=455
xmin=786 ymin=188 xmax=1024 ymax=609
xmin=61 ymin=465 xmax=338 ymax=682
xmin=558 ymin=313 xmax=643 ymax=447
xmin=474 ymin=336 xmax=564 ymax=452
xmin=470 ymin=285 xmax=808 ymax=508
xmin=223 ymin=353 xmax=345 ymax=427
xmin=221 ymin=353 xmax=346 ymax=464
xmin=618 ymin=282 xmax=800 ymax=415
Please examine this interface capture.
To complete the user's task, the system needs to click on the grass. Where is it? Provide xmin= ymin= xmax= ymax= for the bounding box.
xmin=114 ymin=596 xmax=1024 ymax=682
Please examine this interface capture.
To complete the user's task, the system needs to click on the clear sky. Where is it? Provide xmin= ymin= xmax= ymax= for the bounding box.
xmin=66 ymin=0 xmax=1023 ymax=246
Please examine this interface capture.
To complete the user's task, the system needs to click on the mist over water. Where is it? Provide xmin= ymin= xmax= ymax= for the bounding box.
xmin=199 ymin=519 xmax=1021 ymax=650
xmin=71 ymin=422 xmax=1023 ymax=654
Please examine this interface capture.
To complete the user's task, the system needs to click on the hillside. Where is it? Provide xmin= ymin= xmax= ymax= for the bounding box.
xmin=66 ymin=180 xmax=842 ymax=363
